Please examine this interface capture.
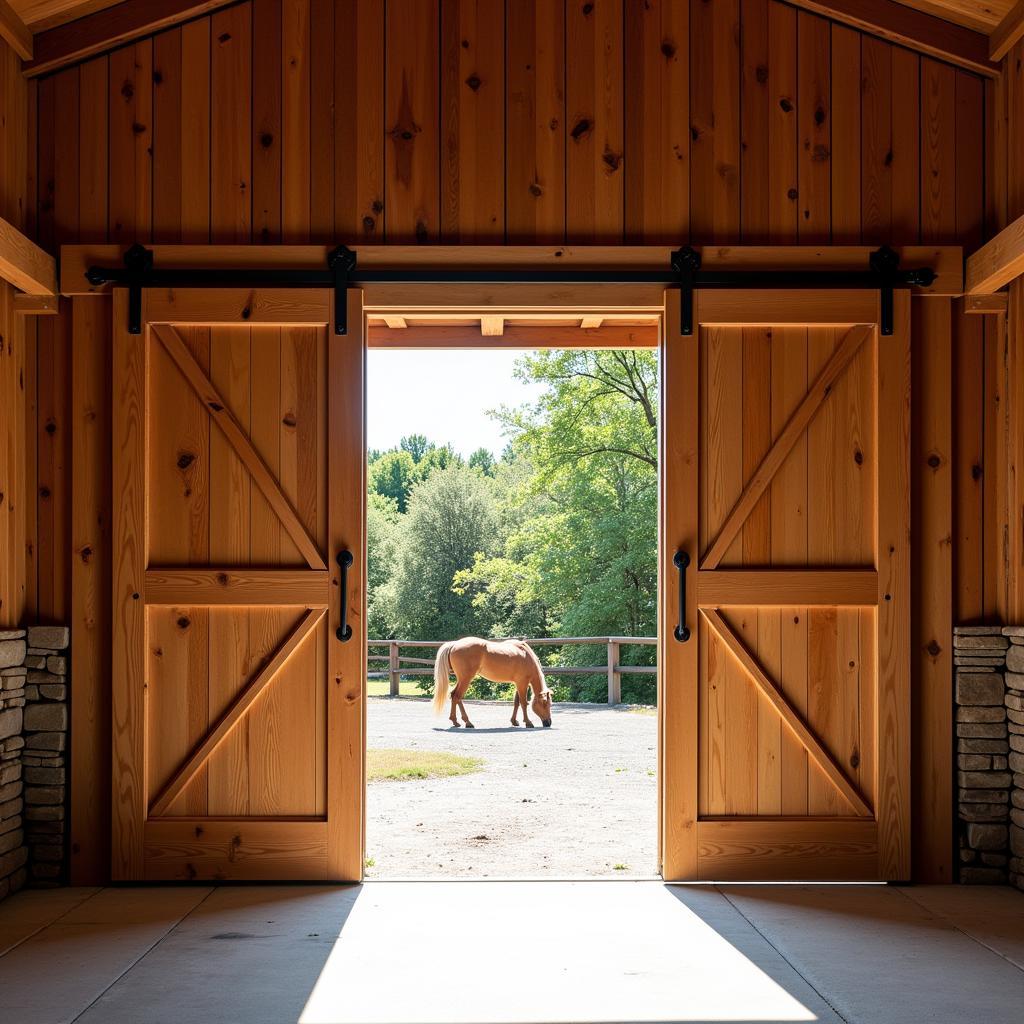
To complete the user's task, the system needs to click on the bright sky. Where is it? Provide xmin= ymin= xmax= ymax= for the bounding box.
xmin=367 ymin=349 xmax=547 ymax=458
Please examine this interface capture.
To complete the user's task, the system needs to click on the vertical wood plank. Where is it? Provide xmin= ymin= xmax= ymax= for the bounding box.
xmin=506 ymin=0 xmax=565 ymax=243
xmin=921 ymin=58 xmax=956 ymax=243
xmin=385 ymin=0 xmax=439 ymax=242
xmin=252 ymin=0 xmax=282 ymax=244
xmin=796 ymin=10 xmax=829 ymax=241
xmin=108 ymin=41 xmax=152 ymax=243
xmin=309 ymin=0 xmax=335 ymax=241
xmin=152 ymin=29 xmax=182 ymax=241
xmin=71 ymin=297 xmax=112 ymax=884
xmin=830 ymin=25 xmax=859 ymax=242
xmin=180 ymin=17 xmax=211 ymax=242
xmin=329 ymin=290 xmax=366 ymax=879
xmin=768 ymin=1 xmax=798 ymax=241
xmin=877 ymin=292 xmax=912 ymax=880
xmin=211 ymin=4 xmax=252 ymax=243
xmin=111 ymin=289 xmax=147 ymax=880
xmin=661 ymin=288 xmax=698 ymax=880
xmin=335 ymin=0 xmax=385 ymax=240
xmin=566 ymin=0 xmax=624 ymax=242
xmin=861 ymin=36 xmax=891 ymax=245
xmin=78 ymin=57 xmax=108 ymax=243
xmin=891 ymin=47 xmax=921 ymax=241
xmin=689 ymin=0 xmax=739 ymax=243
xmin=441 ymin=0 xmax=505 ymax=242
xmin=625 ymin=0 xmax=688 ymax=243
xmin=740 ymin=0 xmax=768 ymax=242
xmin=282 ymin=0 xmax=311 ymax=242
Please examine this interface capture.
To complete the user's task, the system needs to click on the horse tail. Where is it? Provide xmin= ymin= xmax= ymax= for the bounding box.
xmin=433 ymin=642 xmax=453 ymax=715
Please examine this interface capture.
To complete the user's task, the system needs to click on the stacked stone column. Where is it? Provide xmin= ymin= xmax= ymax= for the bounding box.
xmin=22 ymin=627 xmax=69 ymax=885
xmin=0 ymin=629 xmax=28 ymax=898
xmin=954 ymin=625 xmax=1024 ymax=889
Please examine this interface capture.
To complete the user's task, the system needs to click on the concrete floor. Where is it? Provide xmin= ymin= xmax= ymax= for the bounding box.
xmin=0 ymin=882 xmax=1022 ymax=1024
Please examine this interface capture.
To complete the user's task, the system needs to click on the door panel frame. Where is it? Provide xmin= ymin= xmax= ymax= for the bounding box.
xmin=660 ymin=288 xmax=911 ymax=882
xmin=110 ymin=287 xmax=365 ymax=881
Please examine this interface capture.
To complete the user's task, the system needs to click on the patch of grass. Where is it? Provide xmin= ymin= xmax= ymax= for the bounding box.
xmin=626 ymin=706 xmax=657 ymax=716
xmin=366 ymin=678 xmax=426 ymax=697
xmin=364 ymin=856 xmax=376 ymax=868
xmin=647 ymin=769 xmax=656 ymax=777
xmin=613 ymin=863 xmax=629 ymax=871
xmin=367 ymin=748 xmax=484 ymax=783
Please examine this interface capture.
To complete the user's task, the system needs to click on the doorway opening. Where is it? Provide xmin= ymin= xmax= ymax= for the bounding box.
xmin=363 ymin=313 xmax=661 ymax=880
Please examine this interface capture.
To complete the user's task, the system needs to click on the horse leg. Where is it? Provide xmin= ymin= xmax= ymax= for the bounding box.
xmin=517 ymin=680 xmax=534 ymax=728
xmin=456 ymin=678 xmax=475 ymax=728
xmin=511 ymin=690 xmax=521 ymax=726
xmin=449 ymin=688 xmax=461 ymax=727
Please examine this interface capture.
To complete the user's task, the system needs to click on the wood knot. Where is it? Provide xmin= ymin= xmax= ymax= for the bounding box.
xmin=528 ymin=182 xmax=543 ymax=197
xmin=971 ymin=463 xmax=983 ymax=481
xmin=121 ymin=80 xmax=134 ymax=100
xmin=779 ymin=97 xmax=793 ymax=113
xmin=362 ymin=215 xmax=376 ymax=232
xmin=814 ymin=107 xmax=825 ymax=125
xmin=570 ymin=118 xmax=592 ymax=142
xmin=132 ymin=122 xmax=147 ymax=135
xmin=884 ymin=149 xmax=893 ymax=167
xmin=927 ymin=452 xmax=941 ymax=469
xmin=177 ymin=451 xmax=196 ymax=470
xmin=926 ymin=639 xmax=941 ymax=657
xmin=372 ymin=199 xmax=384 ymax=214
xmin=661 ymin=40 xmax=676 ymax=60
xmin=602 ymin=148 xmax=622 ymax=173
xmin=153 ymin=70 xmax=163 ymax=85
xmin=208 ymin=401 xmax=223 ymax=412
xmin=787 ymin=188 xmax=798 ymax=200
xmin=218 ymin=32 xmax=231 ymax=43
xmin=465 ymin=74 xmax=482 ymax=92
xmin=755 ymin=64 xmax=768 ymax=84
xmin=80 ymin=545 xmax=92 ymax=563
xmin=582 ymin=1 xmax=593 ymax=13
xmin=45 ymin=419 xmax=56 ymax=435
xmin=850 ymin=747 xmax=860 ymax=769
xmin=853 ymin=448 xmax=863 ymax=466
xmin=216 ymin=572 xmax=229 ymax=586
xmin=39 ymin=486 xmax=50 ymax=499
xmin=282 ymin=412 xmax=297 ymax=427
xmin=241 ymin=306 xmax=251 ymax=320
xmin=260 ymin=132 xmax=274 ymax=148
xmin=177 ymin=616 xmax=191 ymax=629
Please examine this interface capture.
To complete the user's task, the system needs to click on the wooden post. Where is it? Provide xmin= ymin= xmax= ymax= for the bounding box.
xmin=607 ymin=639 xmax=621 ymax=705
xmin=389 ymin=640 xmax=400 ymax=697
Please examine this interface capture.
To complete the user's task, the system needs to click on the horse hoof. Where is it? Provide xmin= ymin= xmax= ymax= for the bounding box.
xmin=465 ymin=722 xmax=475 ymax=728
xmin=511 ymin=721 xmax=519 ymax=727
xmin=450 ymin=722 xmax=461 ymax=728
xmin=525 ymin=721 xmax=535 ymax=728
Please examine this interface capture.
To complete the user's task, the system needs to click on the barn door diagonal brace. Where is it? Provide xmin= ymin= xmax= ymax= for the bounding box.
xmin=86 ymin=243 xmax=937 ymax=336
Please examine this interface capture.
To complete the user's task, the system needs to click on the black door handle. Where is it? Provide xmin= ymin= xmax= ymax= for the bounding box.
xmin=336 ymin=549 xmax=354 ymax=642
xmin=673 ymin=550 xmax=691 ymax=642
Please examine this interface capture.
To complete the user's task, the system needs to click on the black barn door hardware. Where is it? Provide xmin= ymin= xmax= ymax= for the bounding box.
xmin=86 ymin=243 xmax=937 ymax=337
xmin=673 ymin=550 xmax=691 ymax=643
xmin=336 ymin=549 xmax=354 ymax=643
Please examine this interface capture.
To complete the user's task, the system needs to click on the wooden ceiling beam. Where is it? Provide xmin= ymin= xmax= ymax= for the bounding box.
xmin=368 ymin=323 xmax=659 ymax=350
xmin=0 ymin=215 xmax=56 ymax=295
xmin=0 ymin=0 xmax=32 ymax=59
xmin=22 ymin=0 xmax=233 ymax=77
xmin=965 ymin=213 xmax=1024 ymax=294
xmin=787 ymin=0 xmax=999 ymax=76
xmin=990 ymin=1 xmax=1024 ymax=61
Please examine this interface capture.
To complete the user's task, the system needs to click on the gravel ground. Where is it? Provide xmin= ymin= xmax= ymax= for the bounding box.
xmin=365 ymin=697 xmax=658 ymax=879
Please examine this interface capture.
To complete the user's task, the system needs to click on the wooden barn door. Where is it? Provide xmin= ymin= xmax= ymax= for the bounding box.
xmin=660 ymin=289 xmax=910 ymax=882
xmin=111 ymin=288 xmax=365 ymax=881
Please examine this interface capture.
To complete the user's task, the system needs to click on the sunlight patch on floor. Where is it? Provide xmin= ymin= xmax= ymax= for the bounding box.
xmin=300 ymin=882 xmax=820 ymax=1024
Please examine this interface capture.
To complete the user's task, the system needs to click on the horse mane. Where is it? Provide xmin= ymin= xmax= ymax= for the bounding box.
xmin=518 ymin=641 xmax=549 ymax=696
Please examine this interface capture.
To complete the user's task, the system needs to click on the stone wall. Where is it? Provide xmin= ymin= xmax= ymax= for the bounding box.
xmin=0 ymin=626 xmax=69 ymax=900
xmin=954 ymin=625 xmax=1024 ymax=890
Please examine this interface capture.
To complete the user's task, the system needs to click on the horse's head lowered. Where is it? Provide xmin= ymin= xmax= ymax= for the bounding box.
xmin=532 ymin=689 xmax=553 ymax=727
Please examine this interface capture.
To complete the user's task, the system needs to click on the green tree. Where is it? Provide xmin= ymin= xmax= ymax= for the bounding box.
xmin=366 ymin=492 xmax=400 ymax=637
xmin=369 ymin=449 xmax=420 ymax=512
xmin=468 ymin=447 xmax=497 ymax=476
xmin=400 ymin=433 xmax=431 ymax=463
xmin=386 ymin=464 xmax=498 ymax=643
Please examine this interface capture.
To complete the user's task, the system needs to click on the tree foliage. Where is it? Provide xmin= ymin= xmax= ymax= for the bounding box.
xmin=367 ymin=352 xmax=658 ymax=703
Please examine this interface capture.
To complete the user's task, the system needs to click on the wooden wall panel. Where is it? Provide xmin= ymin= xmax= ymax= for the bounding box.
xmin=22 ymin=1 xmax=998 ymax=883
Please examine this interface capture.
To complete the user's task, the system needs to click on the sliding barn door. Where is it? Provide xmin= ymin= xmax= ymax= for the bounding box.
xmin=111 ymin=288 xmax=365 ymax=881
xmin=660 ymin=289 xmax=910 ymax=881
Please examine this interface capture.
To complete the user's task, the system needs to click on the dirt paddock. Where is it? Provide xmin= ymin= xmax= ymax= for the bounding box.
xmin=365 ymin=697 xmax=658 ymax=879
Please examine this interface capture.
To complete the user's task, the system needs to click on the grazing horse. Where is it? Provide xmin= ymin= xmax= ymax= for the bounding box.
xmin=433 ymin=637 xmax=554 ymax=729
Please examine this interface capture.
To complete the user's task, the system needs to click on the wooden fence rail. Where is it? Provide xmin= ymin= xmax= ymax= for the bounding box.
xmin=367 ymin=637 xmax=657 ymax=704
